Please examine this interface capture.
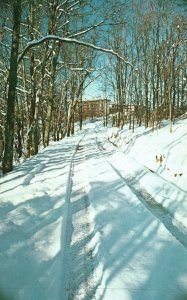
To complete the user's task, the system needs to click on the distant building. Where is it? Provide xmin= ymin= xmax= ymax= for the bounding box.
xmin=75 ymin=99 xmax=139 ymax=121
xmin=109 ymin=103 xmax=137 ymax=116
xmin=81 ymin=98 xmax=111 ymax=119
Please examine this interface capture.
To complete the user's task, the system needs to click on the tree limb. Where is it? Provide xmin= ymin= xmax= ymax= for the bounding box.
xmin=18 ymin=35 xmax=133 ymax=67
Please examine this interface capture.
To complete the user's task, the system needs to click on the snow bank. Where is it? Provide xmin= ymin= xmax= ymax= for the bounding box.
xmin=83 ymin=128 xmax=187 ymax=300
xmin=107 ymin=117 xmax=187 ymax=192
xmin=106 ymin=117 xmax=187 ymax=230
xmin=0 ymin=135 xmax=82 ymax=300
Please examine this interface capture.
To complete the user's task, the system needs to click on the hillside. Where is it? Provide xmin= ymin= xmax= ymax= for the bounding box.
xmin=107 ymin=114 xmax=187 ymax=192
xmin=0 ymin=118 xmax=187 ymax=300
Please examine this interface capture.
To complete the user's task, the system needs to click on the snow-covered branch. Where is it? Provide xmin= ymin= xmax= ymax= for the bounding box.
xmin=16 ymin=86 xmax=30 ymax=94
xmin=67 ymin=0 xmax=80 ymax=11
xmin=68 ymin=21 xmax=104 ymax=38
xmin=0 ymin=41 xmax=11 ymax=50
xmin=18 ymin=35 xmax=133 ymax=67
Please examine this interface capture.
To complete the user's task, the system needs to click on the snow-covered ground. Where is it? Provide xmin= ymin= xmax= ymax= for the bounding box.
xmin=0 ymin=118 xmax=187 ymax=300
xmin=107 ymin=115 xmax=187 ymax=192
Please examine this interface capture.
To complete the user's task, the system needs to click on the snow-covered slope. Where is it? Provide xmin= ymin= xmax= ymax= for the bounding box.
xmin=0 ymin=119 xmax=187 ymax=300
xmin=107 ymin=115 xmax=187 ymax=192
xmin=0 ymin=135 xmax=83 ymax=300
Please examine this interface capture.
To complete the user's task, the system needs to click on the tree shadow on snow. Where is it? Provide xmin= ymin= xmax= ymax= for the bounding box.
xmin=82 ymin=178 xmax=187 ymax=300
xmin=0 ymin=192 xmax=66 ymax=298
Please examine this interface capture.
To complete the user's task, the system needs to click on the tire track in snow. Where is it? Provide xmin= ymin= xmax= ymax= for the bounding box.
xmin=62 ymin=137 xmax=101 ymax=300
xmin=60 ymin=135 xmax=85 ymax=299
xmin=95 ymin=133 xmax=187 ymax=250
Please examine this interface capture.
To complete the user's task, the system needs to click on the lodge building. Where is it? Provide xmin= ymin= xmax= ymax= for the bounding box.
xmin=78 ymin=98 xmax=137 ymax=120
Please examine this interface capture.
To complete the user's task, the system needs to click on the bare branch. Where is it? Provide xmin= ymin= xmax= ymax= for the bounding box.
xmin=68 ymin=21 xmax=104 ymax=38
xmin=18 ymin=35 xmax=133 ymax=67
xmin=67 ymin=0 xmax=80 ymax=11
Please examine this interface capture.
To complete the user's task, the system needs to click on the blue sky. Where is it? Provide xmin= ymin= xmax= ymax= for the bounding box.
xmin=83 ymin=0 xmax=187 ymax=100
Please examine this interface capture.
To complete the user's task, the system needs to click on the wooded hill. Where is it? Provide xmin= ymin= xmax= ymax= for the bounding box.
xmin=0 ymin=0 xmax=186 ymax=173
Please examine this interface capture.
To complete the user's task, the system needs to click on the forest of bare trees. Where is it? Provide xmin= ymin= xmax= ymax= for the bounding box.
xmin=101 ymin=0 xmax=187 ymax=130
xmin=0 ymin=0 xmax=186 ymax=173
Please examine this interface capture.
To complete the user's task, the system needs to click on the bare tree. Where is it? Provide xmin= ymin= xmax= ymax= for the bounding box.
xmin=2 ymin=0 xmax=21 ymax=173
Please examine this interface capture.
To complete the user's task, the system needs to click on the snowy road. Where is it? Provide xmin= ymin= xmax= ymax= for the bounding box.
xmin=66 ymin=125 xmax=187 ymax=300
xmin=0 ymin=122 xmax=187 ymax=300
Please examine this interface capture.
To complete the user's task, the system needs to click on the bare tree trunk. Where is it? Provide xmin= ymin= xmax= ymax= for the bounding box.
xmin=79 ymin=97 xmax=83 ymax=130
xmin=3 ymin=0 xmax=21 ymax=173
xmin=144 ymin=72 xmax=149 ymax=128
xmin=43 ymin=46 xmax=60 ymax=146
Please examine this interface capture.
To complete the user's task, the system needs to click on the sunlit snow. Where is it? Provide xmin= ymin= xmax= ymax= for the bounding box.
xmin=0 ymin=118 xmax=187 ymax=300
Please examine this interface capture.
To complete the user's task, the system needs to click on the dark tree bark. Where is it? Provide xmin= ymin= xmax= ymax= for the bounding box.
xmin=3 ymin=0 xmax=21 ymax=173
